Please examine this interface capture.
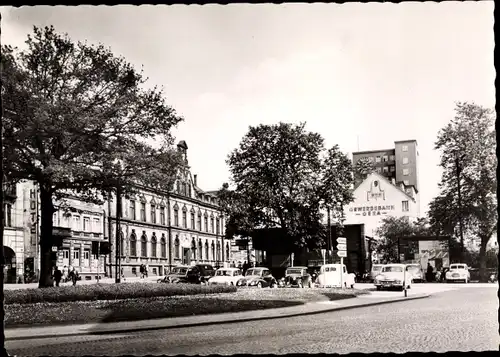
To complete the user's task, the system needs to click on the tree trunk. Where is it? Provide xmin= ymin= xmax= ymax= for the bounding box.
xmin=38 ymin=186 xmax=56 ymax=288
xmin=478 ymin=237 xmax=488 ymax=283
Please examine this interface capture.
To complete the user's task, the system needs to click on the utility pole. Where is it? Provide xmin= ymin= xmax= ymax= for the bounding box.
xmin=455 ymin=155 xmax=465 ymax=262
xmin=115 ymin=183 xmax=122 ymax=283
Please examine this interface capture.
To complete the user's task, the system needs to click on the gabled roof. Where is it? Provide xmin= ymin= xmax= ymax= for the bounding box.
xmin=355 ymin=172 xmax=416 ymax=203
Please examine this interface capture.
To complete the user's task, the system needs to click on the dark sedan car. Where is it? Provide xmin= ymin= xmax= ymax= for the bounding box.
xmin=279 ymin=266 xmax=312 ymax=288
xmin=158 ymin=264 xmax=215 ymax=284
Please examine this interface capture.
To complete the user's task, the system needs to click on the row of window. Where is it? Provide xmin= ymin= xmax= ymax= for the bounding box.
xmin=127 ymin=200 xmax=222 ymax=234
xmin=61 ymin=249 xmax=99 ymax=267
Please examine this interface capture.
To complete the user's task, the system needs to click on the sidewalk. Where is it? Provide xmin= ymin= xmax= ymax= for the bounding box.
xmin=4 ymin=276 xmax=159 ymax=290
xmin=5 ymin=292 xmax=430 ymax=341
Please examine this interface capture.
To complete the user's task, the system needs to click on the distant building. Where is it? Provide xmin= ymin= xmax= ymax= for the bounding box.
xmin=343 ymin=172 xmax=420 ymax=239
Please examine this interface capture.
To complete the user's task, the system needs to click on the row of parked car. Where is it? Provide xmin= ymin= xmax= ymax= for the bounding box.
xmin=157 ymin=263 xmax=358 ymax=289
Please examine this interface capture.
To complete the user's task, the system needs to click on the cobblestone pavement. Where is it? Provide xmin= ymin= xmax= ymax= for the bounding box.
xmin=6 ymin=285 xmax=497 ymax=355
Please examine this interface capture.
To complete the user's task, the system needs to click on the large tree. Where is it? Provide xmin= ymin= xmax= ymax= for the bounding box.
xmin=428 ymin=102 xmax=496 ymax=282
xmin=225 ymin=122 xmax=353 ymax=250
xmin=354 ymin=156 xmax=375 ymax=186
xmin=1 ymin=26 xmax=184 ymax=288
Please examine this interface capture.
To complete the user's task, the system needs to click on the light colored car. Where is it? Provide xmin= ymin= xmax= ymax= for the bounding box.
xmin=445 ymin=263 xmax=470 ymax=283
xmin=406 ymin=264 xmax=425 ymax=283
xmin=370 ymin=264 xmax=384 ymax=282
xmin=236 ymin=268 xmax=277 ymax=288
xmin=315 ymin=264 xmax=356 ymax=289
xmin=374 ymin=264 xmax=413 ymax=291
xmin=208 ymin=268 xmax=243 ymax=286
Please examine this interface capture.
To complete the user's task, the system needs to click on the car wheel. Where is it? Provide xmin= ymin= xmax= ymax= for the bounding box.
xmin=376 ymin=286 xmax=381 ymax=291
xmin=257 ymin=282 xmax=262 ymax=288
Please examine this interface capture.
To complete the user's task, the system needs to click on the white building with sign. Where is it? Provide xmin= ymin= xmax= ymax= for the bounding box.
xmin=343 ymin=172 xmax=420 ymax=239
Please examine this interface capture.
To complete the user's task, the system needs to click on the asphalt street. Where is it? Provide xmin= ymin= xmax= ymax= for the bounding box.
xmin=6 ymin=284 xmax=498 ymax=355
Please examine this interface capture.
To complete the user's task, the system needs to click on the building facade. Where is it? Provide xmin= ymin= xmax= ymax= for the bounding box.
xmin=105 ymin=141 xmax=229 ymax=278
xmin=352 ymin=140 xmax=420 ymax=216
xmin=343 ymin=172 xmax=419 ymax=239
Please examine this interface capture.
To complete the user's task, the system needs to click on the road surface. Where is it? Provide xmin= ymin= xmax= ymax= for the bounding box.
xmin=6 ymin=284 xmax=498 ymax=355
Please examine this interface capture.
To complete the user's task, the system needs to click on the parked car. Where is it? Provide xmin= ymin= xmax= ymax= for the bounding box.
xmin=373 ymin=264 xmax=412 ymax=291
xmin=208 ymin=267 xmax=243 ymax=286
xmin=278 ymin=266 xmax=312 ymax=288
xmin=369 ymin=264 xmax=384 ymax=282
xmin=187 ymin=264 xmax=216 ymax=284
xmin=406 ymin=264 xmax=425 ymax=283
xmin=315 ymin=264 xmax=356 ymax=289
xmin=157 ymin=265 xmax=190 ymax=283
xmin=236 ymin=267 xmax=277 ymax=288
xmin=445 ymin=263 xmax=470 ymax=283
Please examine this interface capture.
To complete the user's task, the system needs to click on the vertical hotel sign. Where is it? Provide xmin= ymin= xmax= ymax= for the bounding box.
xmin=348 ymin=178 xmax=395 ymax=216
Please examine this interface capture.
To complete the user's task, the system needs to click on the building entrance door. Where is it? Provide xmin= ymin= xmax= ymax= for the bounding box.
xmin=183 ymin=248 xmax=191 ymax=265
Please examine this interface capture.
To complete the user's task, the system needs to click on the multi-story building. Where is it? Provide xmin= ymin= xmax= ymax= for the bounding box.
xmin=105 ymin=141 xmax=229 ymax=278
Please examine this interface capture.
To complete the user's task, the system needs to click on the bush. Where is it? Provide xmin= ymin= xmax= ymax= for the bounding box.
xmin=5 ymin=283 xmax=237 ymax=305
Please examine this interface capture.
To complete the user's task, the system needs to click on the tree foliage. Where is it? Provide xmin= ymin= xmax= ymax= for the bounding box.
xmin=1 ymin=26 xmax=184 ymax=287
xmin=428 ymin=102 xmax=496 ymax=281
xmin=354 ymin=156 xmax=375 ymax=186
xmin=225 ymin=122 xmax=353 ymax=249
xmin=374 ymin=216 xmax=430 ymax=263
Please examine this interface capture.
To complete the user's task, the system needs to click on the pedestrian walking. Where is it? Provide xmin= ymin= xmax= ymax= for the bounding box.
xmin=62 ymin=265 xmax=69 ymax=283
xmin=121 ymin=267 xmax=126 ymax=281
xmin=145 ymin=264 xmax=149 ymax=278
xmin=242 ymin=261 xmax=249 ymax=275
xmin=53 ymin=266 xmax=62 ymax=287
xmin=140 ymin=264 xmax=145 ymax=278
xmin=69 ymin=267 xmax=79 ymax=286
xmin=426 ymin=263 xmax=434 ymax=282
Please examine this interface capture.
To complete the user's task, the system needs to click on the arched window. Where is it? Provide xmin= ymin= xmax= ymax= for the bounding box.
xmin=210 ymin=217 xmax=214 ymax=233
xmin=197 ymin=211 xmax=202 ymax=231
xmin=191 ymin=239 xmax=196 ymax=260
xmin=204 ymin=214 xmax=209 ymax=233
xmin=160 ymin=234 xmax=167 ymax=258
xmin=120 ymin=231 xmax=125 ymax=256
xmin=211 ymin=242 xmax=215 ymax=261
xmin=226 ymin=243 xmax=230 ymax=262
xmin=151 ymin=234 xmax=157 ymax=258
xmin=205 ymin=241 xmax=209 ymax=261
xmin=174 ymin=236 xmax=180 ymax=259
xmin=130 ymin=233 xmax=137 ymax=256
xmin=141 ymin=233 xmax=147 ymax=257
xmin=216 ymin=241 xmax=221 ymax=261
xmin=198 ymin=239 xmax=203 ymax=261
xmin=174 ymin=207 xmax=179 ymax=227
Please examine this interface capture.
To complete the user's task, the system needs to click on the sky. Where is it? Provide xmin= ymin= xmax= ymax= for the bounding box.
xmin=0 ymin=3 xmax=495 ymax=216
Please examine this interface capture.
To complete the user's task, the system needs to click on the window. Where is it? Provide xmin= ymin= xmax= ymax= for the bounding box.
xmin=402 ymin=200 xmax=409 ymax=212
xmin=210 ymin=217 xmax=214 ymax=233
xmin=151 ymin=234 xmax=157 ymax=258
xmin=93 ymin=218 xmax=100 ymax=232
xmin=182 ymin=210 xmax=187 ymax=228
xmin=160 ymin=207 xmax=165 ymax=225
xmin=177 ymin=181 xmax=181 ymax=193
xmin=141 ymin=234 xmax=147 ymax=257
xmin=390 ymin=155 xmax=395 ymax=161
xmin=204 ymin=216 xmax=208 ymax=232
xmin=4 ymin=204 xmax=12 ymax=227
xmin=404 ymin=180 xmax=410 ymax=185
xmin=73 ymin=216 xmax=81 ymax=231
xmin=368 ymin=157 xmax=374 ymax=162
xmin=376 ymin=167 xmax=382 ymax=173
xmin=406 ymin=188 xmax=412 ymax=195
xmin=216 ymin=218 xmax=220 ymax=235
xmin=383 ymin=166 xmax=389 ymax=173
xmin=402 ymin=157 xmax=409 ymax=165
xmin=120 ymin=231 xmax=125 ymax=256
xmin=226 ymin=244 xmax=230 ymax=262
xmin=150 ymin=204 xmax=156 ymax=223
xmin=197 ymin=213 xmax=202 ymax=231
xmin=191 ymin=240 xmax=196 ymax=260
xmin=390 ymin=166 xmax=395 ymax=172
xmin=211 ymin=242 xmax=215 ymax=261
xmin=84 ymin=250 xmax=90 ymax=260
xmin=188 ymin=185 xmax=192 ymax=198
xmin=198 ymin=240 xmax=203 ymax=260
xmin=383 ymin=155 xmax=388 ymax=162
xmin=174 ymin=236 xmax=180 ymax=258
xmin=140 ymin=202 xmax=146 ymax=222
xmin=403 ymin=168 xmax=409 ymax=176
xmin=402 ymin=145 xmax=408 ymax=152
xmin=191 ymin=212 xmax=195 ymax=229
xmin=83 ymin=217 xmax=90 ymax=232
xmin=182 ymin=182 xmax=187 ymax=196
xmin=160 ymin=235 xmax=167 ymax=258
xmin=216 ymin=242 xmax=221 ymax=261
xmin=63 ymin=250 xmax=70 ymax=259
xmin=73 ymin=251 xmax=80 ymax=260
xmin=129 ymin=201 xmax=136 ymax=220
xmin=375 ymin=156 xmax=381 ymax=163
xmin=174 ymin=208 xmax=179 ymax=227
xmin=205 ymin=241 xmax=209 ymax=260
xmin=130 ymin=233 xmax=137 ymax=256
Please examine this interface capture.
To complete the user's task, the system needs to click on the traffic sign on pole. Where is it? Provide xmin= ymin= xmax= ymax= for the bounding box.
xmin=336 ymin=243 xmax=347 ymax=251
xmin=337 ymin=250 xmax=347 ymax=258
xmin=336 ymin=237 xmax=347 ymax=244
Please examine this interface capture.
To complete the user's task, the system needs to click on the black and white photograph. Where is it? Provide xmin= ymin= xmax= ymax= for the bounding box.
xmin=0 ymin=2 xmax=497 ymax=355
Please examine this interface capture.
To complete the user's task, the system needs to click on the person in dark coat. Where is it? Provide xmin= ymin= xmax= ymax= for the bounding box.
xmin=53 ymin=266 xmax=62 ymax=287
xmin=426 ymin=263 xmax=434 ymax=282
xmin=69 ymin=267 xmax=79 ymax=286
xmin=242 ymin=261 xmax=250 ymax=275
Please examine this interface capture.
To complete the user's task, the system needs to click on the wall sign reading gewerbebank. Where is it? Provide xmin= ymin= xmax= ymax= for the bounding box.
xmin=349 ymin=205 xmax=396 ymax=216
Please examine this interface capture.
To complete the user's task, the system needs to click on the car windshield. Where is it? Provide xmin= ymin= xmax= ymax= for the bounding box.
xmin=407 ymin=266 xmax=420 ymax=271
xmin=170 ymin=268 xmax=187 ymax=274
xmin=216 ymin=270 xmax=233 ymax=276
xmin=382 ymin=266 xmax=403 ymax=273
xmin=286 ymin=269 xmax=303 ymax=275
xmin=372 ymin=266 xmax=382 ymax=271
xmin=245 ymin=269 xmax=262 ymax=276
xmin=450 ymin=265 xmax=465 ymax=270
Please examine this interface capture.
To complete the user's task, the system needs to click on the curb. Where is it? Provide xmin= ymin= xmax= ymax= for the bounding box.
xmin=6 ymin=293 xmax=430 ymax=341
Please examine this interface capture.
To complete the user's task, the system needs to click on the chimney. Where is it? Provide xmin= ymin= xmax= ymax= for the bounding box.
xmin=193 ymin=174 xmax=197 ymax=187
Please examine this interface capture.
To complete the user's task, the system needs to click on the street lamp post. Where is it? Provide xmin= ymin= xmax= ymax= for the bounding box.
xmin=115 ymin=182 xmax=122 ymax=284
